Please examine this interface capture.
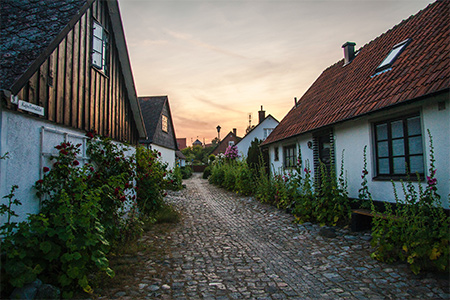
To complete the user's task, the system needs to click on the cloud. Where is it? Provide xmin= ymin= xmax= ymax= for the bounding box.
xmin=164 ymin=29 xmax=248 ymax=60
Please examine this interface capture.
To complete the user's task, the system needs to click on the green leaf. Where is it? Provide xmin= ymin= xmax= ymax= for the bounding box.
xmin=40 ymin=241 xmax=52 ymax=254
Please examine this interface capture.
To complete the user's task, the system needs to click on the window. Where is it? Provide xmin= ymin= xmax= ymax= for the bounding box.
xmin=274 ymin=147 xmax=279 ymax=161
xmin=162 ymin=115 xmax=168 ymax=132
xmin=92 ymin=20 xmax=108 ymax=73
xmin=374 ymin=114 xmax=424 ymax=178
xmin=263 ymin=128 xmax=274 ymax=140
xmin=375 ymin=38 xmax=411 ymax=73
xmin=283 ymin=145 xmax=296 ymax=168
xmin=228 ymin=141 xmax=234 ymax=147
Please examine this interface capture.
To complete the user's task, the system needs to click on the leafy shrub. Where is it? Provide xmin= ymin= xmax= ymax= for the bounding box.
xmin=203 ymin=166 xmax=211 ymax=179
xmin=165 ymin=167 xmax=183 ymax=191
xmin=181 ymin=165 xmax=193 ymax=179
xmin=370 ymin=131 xmax=449 ymax=274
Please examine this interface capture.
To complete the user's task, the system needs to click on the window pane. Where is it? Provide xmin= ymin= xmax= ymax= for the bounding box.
xmin=93 ymin=36 xmax=103 ymax=53
xmin=92 ymin=52 xmax=102 ymax=67
xmin=407 ymin=116 xmax=421 ymax=136
xmin=391 ymin=120 xmax=404 ymax=138
xmin=393 ymin=157 xmax=406 ymax=174
xmin=377 ymin=141 xmax=389 ymax=157
xmin=376 ymin=124 xmax=387 ymax=140
xmin=409 ymin=156 xmax=424 ymax=174
xmin=93 ymin=22 xmax=103 ymax=38
xmin=378 ymin=158 xmax=389 ymax=174
xmin=392 ymin=139 xmax=404 ymax=156
xmin=408 ymin=136 xmax=423 ymax=155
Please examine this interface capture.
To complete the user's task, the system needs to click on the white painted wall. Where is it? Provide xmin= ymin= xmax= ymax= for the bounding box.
xmin=149 ymin=144 xmax=176 ymax=170
xmin=0 ymin=110 xmax=138 ymax=224
xmin=236 ymin=116 xmax=279 ymax=158
xmin=267 ymin=95 xmax=449 ymax=208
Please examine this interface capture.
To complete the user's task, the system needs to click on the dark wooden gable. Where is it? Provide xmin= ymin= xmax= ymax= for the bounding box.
xmin=0 ymin=0 xmax=145 ymax=144
xmin=139 ymin=96 xmax=178 ymax=151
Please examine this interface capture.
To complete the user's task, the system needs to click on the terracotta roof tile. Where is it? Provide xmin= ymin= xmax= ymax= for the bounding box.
xmin=263 ymin=0 xmax=449 ymax=146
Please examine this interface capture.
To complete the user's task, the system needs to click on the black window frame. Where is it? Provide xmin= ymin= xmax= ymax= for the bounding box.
xmin=283 ymin=145 xmax=296 ymax=169
xmin=373 ymin=113 xmax=424 ymax=180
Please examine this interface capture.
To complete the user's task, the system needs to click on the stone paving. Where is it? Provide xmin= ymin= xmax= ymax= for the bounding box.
xmin=105 ymin=173 xmax=449 ymax=299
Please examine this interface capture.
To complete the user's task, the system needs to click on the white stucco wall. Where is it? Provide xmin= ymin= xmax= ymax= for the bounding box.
xmin=267 ymin=95 xmax=449 ymax=208
xmin=0 ymin=110 xmax=138 ymax=224
xmin=236 ymin=117 xmax=279 ymax=158
xmin=149 ymin=144 xmax=176 ymax=170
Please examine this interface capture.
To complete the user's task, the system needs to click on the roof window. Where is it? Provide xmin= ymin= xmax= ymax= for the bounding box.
xmin=375 ymin=38 xmax=411 ymax=73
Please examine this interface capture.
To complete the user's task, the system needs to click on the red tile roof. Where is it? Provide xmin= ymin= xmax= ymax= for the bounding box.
xmin=263 ymin=0 xmax=449 ymax=146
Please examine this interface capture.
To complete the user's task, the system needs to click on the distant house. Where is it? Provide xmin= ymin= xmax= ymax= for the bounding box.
xmin=0 ymin=0 xmax=146 ymax=222
xmin=176 ymin=138 xmax=187 ymax=150
xmin=192 ymin=139 xmax=203 ymax=147
xmin=261 ymin=1 xmax=449 ymax=208
xmin=176 ymin=151 xmax=186 ymax=167
xmin=139 ymin=96 xmax=179 ymax=169
xmin=211 ymin=129 xmax=242 ymax=156
xmin=236 ymin=106 xmax=279 ymax=158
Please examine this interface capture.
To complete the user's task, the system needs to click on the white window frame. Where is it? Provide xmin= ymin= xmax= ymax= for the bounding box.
xmin=92 ymin=20 xmax=108 ymax=73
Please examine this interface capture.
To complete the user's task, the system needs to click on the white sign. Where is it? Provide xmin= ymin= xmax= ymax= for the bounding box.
xmin=18 ymin=100 xmax=45 ymax=116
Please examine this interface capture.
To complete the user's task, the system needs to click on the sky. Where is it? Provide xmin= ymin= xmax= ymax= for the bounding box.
xmin=118 ymin=0 xmax=434 ymax=146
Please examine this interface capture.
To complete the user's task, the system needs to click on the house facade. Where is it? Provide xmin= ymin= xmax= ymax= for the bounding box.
xmin=0 ymin=0 xmax=147 ymax=222
xmin=211 ymin=129 xmax=242 ymax=156
xmin=236 ymin=106 xmax=279 ymax=158
xmin=139 ymin=96 xmax=179 ymax=169
xmin=262 ymin=0 xmax=449 ymax=209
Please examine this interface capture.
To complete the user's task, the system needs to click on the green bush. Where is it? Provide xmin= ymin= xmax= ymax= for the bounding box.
xmin=370 ymin=131 xmax=449 ymax=274
xmin=165 ymin=167 xmax=183 ymax=191
xmin=203 ymin=166 xmax=211 ymax=179
xmin=181 ymin=165 xmax=193 ymax=179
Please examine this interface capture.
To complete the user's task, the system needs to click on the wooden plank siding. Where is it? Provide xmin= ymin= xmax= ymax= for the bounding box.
xmin=13 ymin=0 xmax=140 ymax=144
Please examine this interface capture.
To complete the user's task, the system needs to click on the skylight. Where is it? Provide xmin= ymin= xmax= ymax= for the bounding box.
xmin=375 ymin=38 xmax=411 ymax=73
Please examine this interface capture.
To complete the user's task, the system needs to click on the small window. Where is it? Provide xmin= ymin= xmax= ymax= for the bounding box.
xmin=283 ymin=145 xmax=296 ymax=168
xmin=162 ymin=115 xmax=168 ymax=132
xmin=274 ymin=147 xmax=279 ymax=161
xmin=228 ymin=141 xmax=234 ymax=147
xmin=375 ymin=38 xmax=411 ymax=73
xmin=92 ymin=20 xmax=108 ymax=73
xmin=374 ymin=114 xmax=424 ymax=178
xmin=263 ymin=128 xmax=274 ymax=140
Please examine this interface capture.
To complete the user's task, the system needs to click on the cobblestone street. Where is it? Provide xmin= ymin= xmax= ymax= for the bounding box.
xmin=106 ymin=174 xmax=449 ymax=299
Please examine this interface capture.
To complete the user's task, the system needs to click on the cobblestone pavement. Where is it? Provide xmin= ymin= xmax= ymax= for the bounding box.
xmin=106 ymin=173 xmax=449 ymax=299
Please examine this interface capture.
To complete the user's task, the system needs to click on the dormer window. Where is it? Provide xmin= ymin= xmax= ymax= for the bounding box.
xmin=92 ymin=20 xmax=108 ymax=74
xmin=375 ymin=38 xmax=411 ymax=73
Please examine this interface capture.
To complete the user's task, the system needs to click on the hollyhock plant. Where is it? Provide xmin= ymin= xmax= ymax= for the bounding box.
xmin=224 ymin=145 xmax=240 ymax=160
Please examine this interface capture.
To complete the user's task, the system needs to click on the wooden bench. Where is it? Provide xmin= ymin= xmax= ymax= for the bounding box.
xmin=351 ymin=208 xmax=401 ymax=232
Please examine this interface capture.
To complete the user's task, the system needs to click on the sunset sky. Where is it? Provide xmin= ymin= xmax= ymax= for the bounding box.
xmin=118 ymin=0 xmax=433 ymax=146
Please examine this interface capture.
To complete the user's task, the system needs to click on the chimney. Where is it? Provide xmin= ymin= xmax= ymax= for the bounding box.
xmin=294 ymin=97 xmax=297 ymax=107
xmin=233 ymin=128 xmax=237 ymax=136
xmin=258 ymin=105 xmax=266 ymax=124
xmin=342 ymin=42 xmax=356 ymax=66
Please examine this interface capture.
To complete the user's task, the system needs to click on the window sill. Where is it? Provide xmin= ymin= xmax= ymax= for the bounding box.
xmin=372 ymin=175 xmax=425 ymax=182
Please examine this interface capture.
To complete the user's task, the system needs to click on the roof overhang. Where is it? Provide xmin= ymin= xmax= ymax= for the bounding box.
xmin=107 ymin=0 xmax=147 ymax=139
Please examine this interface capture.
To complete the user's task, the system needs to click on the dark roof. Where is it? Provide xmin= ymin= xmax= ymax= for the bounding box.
xmin=263 ymin=0 xmax=450 ymax=146
xmin=176 ymin=150 xmax=186 ymax=160
xmin=139 ymin=96 xmax=178 ymax=150
xmin=0 ymin=0 xmax=90 ymax=91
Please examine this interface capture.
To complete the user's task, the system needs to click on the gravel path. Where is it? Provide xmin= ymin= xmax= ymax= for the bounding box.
xmin=105 ymin=173 xmax=449 ymax=299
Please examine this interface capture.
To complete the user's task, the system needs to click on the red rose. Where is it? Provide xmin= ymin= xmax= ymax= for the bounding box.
xmin=43 ymin=167 xmax=50 ymax=172
xmin=73 ymin=160 xmax=80 ymax=166
xmin=86 ymin=132 xmax=94 ymax=139
xmin=114 ymin=187 xmax=120 ymax=195
xmin=120 ymin=195 xmax=126 ymax=202
xmin=115 ymin=157 xmax=120 ymax=162
xmin=36 ymin=179 xmax=44 ymax=184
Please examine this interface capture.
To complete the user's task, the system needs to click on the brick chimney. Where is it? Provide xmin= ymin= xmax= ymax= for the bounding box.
xmin=233 ymin=128 xmax=237 ymax=136
xmin=258 ymin=105 xmax=266 ymax=124
xmin=342 ymin=42 xmax=356 ymax=66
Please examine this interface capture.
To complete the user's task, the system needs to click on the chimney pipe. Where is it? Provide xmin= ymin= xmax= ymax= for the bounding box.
xmin=258 ymin=105 xmax=266 ymax=124
xmin=233 ymin=128 xmax=237 ymax=136
xmin=294 ymin=97 xmax=297 ymax=107
xmin=342 ymin=42 xmax=356 ymax=66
